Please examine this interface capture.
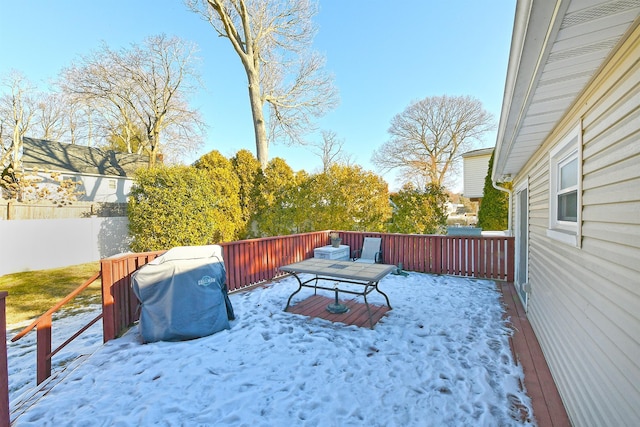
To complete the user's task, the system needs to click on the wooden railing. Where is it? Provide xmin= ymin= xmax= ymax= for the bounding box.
xmin=100 ymin=251 xmax=166 ymax=344
xmin=10 ymin=273 xmax=103 ymax=385
xmin=338 ymin=231 xmax=514 ymax=281
xmin=0 ymin=230 xmax=514 ymax=425
xmin=100 ymin=231 xmax=513 ymax=341
xmin=101 ymin=231 xmax=330 ymax=341
xmin=0 ymin=292 xmax=8 ymax=427
xmin=222 ymin=231 xmax=329 ymax=290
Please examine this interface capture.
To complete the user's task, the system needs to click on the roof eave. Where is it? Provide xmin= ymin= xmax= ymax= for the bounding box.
xmin=493 ymin=0 xmax=567 ymax=183
xmin=494 ymin=1 xmax=640 ymax=183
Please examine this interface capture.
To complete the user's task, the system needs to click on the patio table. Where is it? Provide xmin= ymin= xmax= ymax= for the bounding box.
xmin=280 ymin=258 xmax=395 ymax=328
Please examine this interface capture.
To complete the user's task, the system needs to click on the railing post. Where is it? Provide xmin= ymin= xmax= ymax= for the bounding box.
xmin=101 ymin=259 xmax=116 ymax=343
xmin=0 ymin=292 xmax=9 ymax=427
xmin=36 ymin=314 xmax=52 ymax=385
xmin=434 ymin=236 xmax=442 ymax=275
xmin=506 ymin=237 xmax=515 ymax=282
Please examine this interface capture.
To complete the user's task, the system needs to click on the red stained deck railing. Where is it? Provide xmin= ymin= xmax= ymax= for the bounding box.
xmin=1 ymin=230 xmax=513 ymax=425
xmin=338 ymin=231 xmax=514 ymax=281
xmin=10 ymin=272 xmax=103 ymax=385
xmin=222 ymin=231 xmax=329 ymax=291
xmin=0 ymin=292 xmax=8 ymax=427
xmin=101 ymin=231 xmax=330 ymax=341
xmin=100 ymin=251 xmax=166 ymax=344
xmin=101 ymin=231 xmax=513 ymax=341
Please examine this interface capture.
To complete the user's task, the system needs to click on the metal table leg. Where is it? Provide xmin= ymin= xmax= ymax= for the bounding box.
xmin=284 ymin=273 xmax=303 ymax=311
xmin=375 ymin=282 xmax=392 ymax=309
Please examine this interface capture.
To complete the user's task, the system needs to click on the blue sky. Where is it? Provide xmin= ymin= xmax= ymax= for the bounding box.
xmin=0 ymin=0 xmax=516 ymax=191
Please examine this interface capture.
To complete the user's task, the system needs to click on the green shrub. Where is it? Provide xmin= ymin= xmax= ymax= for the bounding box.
xmin=305 ymin=164 xmax=392 ymax=232
xmin=128 ymin=165 xmax=239 ymax=251
xmin=477 ymin=151 xmax=511 ymax=231
xmin=388 ymin=183 xmax=448 ymax=234
xmin=230 ymin=149 xmax=263 ymax=238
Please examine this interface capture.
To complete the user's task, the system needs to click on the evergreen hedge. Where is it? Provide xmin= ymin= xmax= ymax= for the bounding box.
xmin=477 ymin=150 xmax=512 ymax=231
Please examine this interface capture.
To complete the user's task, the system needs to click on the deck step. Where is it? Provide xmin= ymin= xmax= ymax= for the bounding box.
xmin=10 ymin=354 xmax=90 ymax=424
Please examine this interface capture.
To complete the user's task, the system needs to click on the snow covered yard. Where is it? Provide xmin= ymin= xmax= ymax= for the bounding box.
xmin=7 ymin=304 xmax=104 ymax=412
xmin=9 ymin=272 xmax=535 ymax=426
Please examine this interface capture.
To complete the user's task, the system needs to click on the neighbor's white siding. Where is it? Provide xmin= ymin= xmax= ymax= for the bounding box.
xmin=78 ymin=175 xmax=133 ymax=203
xmin=33 ymin=171 xmax=133 ymax=203
xmin=463 ymin=153 xmax=491 ymax=199
xmin=514 ymin=24 xmax=640 ymax=427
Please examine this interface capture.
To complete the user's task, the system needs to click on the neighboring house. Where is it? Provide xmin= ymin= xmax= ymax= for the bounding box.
xmin=493 ymin=1 xmax=639 ymax=426
xmin=461 ymin=147 xmax=493 ymax=201
xmin=20 ymin=137 xmax=149 ymax=203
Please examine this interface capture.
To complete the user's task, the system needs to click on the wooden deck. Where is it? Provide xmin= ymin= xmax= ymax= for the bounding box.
xmin=286 ymin=294 xmax=390 ymax=328
xmin=499 ymin=282 xmax=571 ymax=427
xmin=286 ymin=281 xmax=570 ymax=427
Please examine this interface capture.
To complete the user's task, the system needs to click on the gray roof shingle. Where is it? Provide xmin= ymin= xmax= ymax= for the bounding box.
xmin=21 ymin=137 xmax=149 ymax=177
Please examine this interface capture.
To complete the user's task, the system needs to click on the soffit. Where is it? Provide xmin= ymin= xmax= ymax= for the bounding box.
xmin=493 ymin=0 xmax=640 ymax=182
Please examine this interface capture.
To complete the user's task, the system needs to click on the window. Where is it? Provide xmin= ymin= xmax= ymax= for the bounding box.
xmin=108 ymin=179 xmax=117 ymax=190
xmin=548 ymin=124 xmax=582 ymax=246
xmin=557 ymin=155 xmax=578 ymax=221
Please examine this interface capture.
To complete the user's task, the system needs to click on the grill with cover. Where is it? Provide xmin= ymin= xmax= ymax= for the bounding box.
xmin=131 ymin=245 xmax=235 ymax=343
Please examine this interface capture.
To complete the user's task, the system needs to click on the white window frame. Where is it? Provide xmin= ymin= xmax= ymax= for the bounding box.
xmin=547 ymin=123 xmax=582 ymax=247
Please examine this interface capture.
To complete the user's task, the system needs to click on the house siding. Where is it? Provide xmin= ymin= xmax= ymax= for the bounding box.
xmin=514 ymin=24 xmax=640 ymax=427
xmin=78 ymin=175 xmax=133 ymax=203
xmin=32 ymin=171 xmax=133 ymax=203
xmin=462 ymin=152 xmax=492 ymax=199
xmin=20 ymin=137 xmax=146 ymax=203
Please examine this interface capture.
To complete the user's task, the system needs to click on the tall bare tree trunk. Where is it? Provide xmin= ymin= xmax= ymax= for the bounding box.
xmin=148 ymin=124 xmax=162 ymax=168
xmin=188 ymin=0 xmax=337 ymax=172
xmin=246 ymin=71 xmax=268 ymax=170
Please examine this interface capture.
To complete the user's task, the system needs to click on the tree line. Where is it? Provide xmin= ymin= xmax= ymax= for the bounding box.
xmin=127 ymin=150 xmax=449 ymax=251
xmin=0 ymin=34 xmax=205 ymax=173
xmin=1 ymin=0 xmax=339 ymax=173
xmin=2 ymin=0 xmax=504 ymax=232
xmin=3 ymin=0 xmax=496 ymax=192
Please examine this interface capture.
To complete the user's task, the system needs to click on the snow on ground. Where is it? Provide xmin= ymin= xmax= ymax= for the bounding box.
xmin=8 ymin=272 xmax=535 ymax=426
xmin=7 ymin=303 xmax=104 ymax=408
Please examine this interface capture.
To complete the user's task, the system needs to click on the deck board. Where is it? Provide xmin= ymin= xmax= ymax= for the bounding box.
xmin=499 ymin=282 xmax=571 ymax=427
xmin=286 ymin=295 xmax=390 ymax=328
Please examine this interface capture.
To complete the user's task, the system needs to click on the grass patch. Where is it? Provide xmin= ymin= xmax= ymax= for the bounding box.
xmin=0 ymin=262 xmax=101 ymax=327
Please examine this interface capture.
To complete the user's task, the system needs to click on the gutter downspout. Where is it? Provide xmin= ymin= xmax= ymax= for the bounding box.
xmin=492 ymin=180 xmax=512 ymax=236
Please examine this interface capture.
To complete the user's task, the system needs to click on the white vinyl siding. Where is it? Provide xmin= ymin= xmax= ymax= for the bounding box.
xmin=75 ymin=175 xmax=132 ymax=203
xmin=462 ymin=153 xmax=491 ymax=199
xmin=517 ymin=26 xmax=640 ymax=427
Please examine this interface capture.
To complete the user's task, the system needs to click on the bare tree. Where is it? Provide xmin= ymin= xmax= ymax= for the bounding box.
xmin=372 ymin=95 xmax=494 ymax=187
xmin=65 ymin=99 xmax=94 ymax=146
xmin=309 ymin=130 xmax=351 ymax=172
xmin=0 ymin=71 xmax=36 ymax=170
xmin=33 ymin=92 xmax=68 ymax=142
xmin=187 ymin=0 xmax=338 ymax=169
xmin=59 ymin=34 xmax=206 ymax=166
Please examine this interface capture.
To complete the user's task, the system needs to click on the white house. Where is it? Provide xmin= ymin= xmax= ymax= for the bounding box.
xmin=20 ymin=137 xmax=148 ymax=203
xmin=494 ymin=1 xmax=639 ymax=425
xmin=461 ymin=147 xmax=493 ymax=201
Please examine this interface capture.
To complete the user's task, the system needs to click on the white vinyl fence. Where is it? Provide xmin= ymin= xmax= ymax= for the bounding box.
xmin=0 ymin=217 xmax=130 ymax=276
